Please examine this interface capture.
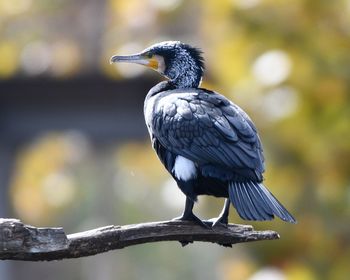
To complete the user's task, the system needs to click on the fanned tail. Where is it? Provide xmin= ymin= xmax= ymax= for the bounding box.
xmin=228 ymin=181 xmax=296 ymax=223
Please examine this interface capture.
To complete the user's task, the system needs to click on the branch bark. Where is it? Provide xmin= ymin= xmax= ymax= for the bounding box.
xmin=0 ymin=218 xmax=279 ymax=261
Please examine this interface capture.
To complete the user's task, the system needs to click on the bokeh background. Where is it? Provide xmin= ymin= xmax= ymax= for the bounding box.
xmin=0 ymin=0 xmax=350 ymax=279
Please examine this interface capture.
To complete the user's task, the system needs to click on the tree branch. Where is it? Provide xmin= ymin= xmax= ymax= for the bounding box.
xmin=0 ymin=218 xmax=279 ymax=261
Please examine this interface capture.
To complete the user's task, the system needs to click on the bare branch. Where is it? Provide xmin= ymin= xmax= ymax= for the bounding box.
xmin=0 ymin=218 xmax=279 ymax=261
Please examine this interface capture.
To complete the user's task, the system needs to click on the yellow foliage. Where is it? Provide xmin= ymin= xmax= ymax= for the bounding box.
xmin=10 ymin=133 xmax=77 ymax=224
xmin=0 ymin=41 xmax=19 ymax=78
xmin=219 ymin=258 xmax=255 ymax=280
xmin=286 ymin=262 xmax=317 ymax=280
xmin=114 ymin=141 xmax=168 ymax=188
xmin=211 ymin=36 xmax=251 ymax=86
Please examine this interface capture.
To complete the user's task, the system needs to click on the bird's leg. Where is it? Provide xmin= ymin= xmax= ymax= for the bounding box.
xmin=172 ymin=197 xmax=210 ymax=228
xmin=210 ymin=198 xmax=230 ymax=228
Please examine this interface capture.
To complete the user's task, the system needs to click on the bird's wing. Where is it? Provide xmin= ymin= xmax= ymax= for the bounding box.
xmin=151 ymin=89 xmax=265 ymax=181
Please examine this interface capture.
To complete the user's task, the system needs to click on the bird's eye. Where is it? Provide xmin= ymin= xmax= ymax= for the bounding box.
xmin=146 ymin=53 xmax=153 ymax=58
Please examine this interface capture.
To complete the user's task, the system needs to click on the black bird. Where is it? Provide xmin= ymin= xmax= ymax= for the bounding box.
xmin=110 ymin=41 xmax=296 ymax=227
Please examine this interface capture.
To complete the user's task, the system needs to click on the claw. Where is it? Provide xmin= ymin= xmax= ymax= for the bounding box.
xmin=208 ymin=198 xmax=230 ymax=228
xmin=208 ymin=216 xmax=228 ymax=228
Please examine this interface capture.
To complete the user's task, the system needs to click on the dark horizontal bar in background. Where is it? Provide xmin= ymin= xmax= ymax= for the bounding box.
xmin=0 ymin=76 xmax=158 ymax=144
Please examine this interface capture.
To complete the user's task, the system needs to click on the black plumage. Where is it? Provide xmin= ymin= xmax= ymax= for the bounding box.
xmin=111 ymin=41 xmax=296 ymax=226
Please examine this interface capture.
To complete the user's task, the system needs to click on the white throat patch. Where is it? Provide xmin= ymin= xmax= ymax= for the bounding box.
xmin=172 ymin=156 xmax=197 ymax=181
xmin=154 ymin=55 xmax=165 ymax=74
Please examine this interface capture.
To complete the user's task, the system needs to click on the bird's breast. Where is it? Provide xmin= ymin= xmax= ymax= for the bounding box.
xmin=144 ymin=90 xmax=190 ymax=133
xmin=144 ymin=94 xmax=158 ymax=133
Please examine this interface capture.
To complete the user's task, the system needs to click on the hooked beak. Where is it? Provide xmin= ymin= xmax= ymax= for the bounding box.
xmin=110 ymin=53 xmax=159 ymax=70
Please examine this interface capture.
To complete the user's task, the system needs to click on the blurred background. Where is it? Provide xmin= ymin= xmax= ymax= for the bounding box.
xmin=0 ymin=0 xmax=349 ymax=279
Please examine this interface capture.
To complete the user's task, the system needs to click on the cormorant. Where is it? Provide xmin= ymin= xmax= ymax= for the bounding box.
xmin=110 ymin=41 xmax=296 ymax=227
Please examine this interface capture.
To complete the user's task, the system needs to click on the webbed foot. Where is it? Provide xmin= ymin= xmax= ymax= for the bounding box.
xmin=207 ymin=198 xmax=230 ymax=228
xmin=172 ymin=212 xmax=210 ymax=229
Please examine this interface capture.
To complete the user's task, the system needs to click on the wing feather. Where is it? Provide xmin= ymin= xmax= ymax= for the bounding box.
xmin=149 ymin=89 xmax=265 ymax=181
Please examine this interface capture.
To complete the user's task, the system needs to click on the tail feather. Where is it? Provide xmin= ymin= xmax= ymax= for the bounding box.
xmin=229 ymin=183 xmax=245 ymax=219
xmin=239 ymin=182 xmax=261 ymax=220
xmin=236 ymin=183 xmax=254 ymax=220
xmin=229 ymin=181 xmax=296 ymax=223
xmin=242 ymin=182 xmax=273 ymax=220
xmin=237 ymin=183 xmax=254 ymax=220
xmin=252 ymin=182 xmax=294 ymax=222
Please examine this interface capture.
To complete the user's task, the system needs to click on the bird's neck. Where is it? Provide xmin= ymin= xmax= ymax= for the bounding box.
xmin=166 ymin=59 xmax=203 ymax=89
xmin=145 ymin=71 xmax=201 ymax=101
xmin=170 ymin=74 xmax=202 ymax=89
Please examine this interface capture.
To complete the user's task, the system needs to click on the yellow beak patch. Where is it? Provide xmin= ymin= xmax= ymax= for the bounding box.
xmin=147 ymin=57 xmax=159 ymax=70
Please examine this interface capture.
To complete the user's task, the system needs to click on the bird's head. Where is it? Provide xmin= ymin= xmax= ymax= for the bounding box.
xmin=110 ymin=41 xmax=205 ymax=88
